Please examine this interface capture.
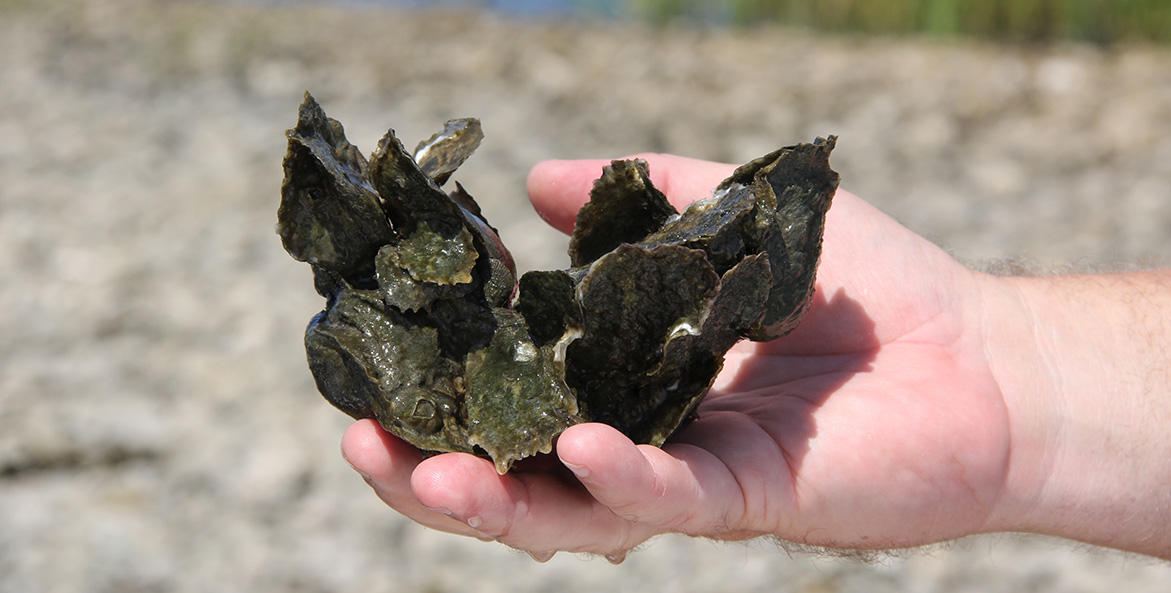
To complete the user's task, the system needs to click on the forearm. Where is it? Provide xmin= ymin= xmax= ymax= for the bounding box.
xmin=981 ymin=270 xmax=1171 ymax=558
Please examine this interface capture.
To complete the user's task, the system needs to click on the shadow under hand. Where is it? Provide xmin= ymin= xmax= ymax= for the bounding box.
xmin=687 ymin=287 xmax=879 ymax=476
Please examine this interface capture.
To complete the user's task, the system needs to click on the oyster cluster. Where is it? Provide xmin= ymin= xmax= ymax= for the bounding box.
xmin=277 ymin=93 xmax=838 ymax=473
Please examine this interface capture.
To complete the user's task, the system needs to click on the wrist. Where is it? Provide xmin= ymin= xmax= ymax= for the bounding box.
xmin=978 ymin=271 xmax=1171 ymax=558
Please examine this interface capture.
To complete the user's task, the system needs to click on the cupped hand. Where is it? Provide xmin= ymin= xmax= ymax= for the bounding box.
xmin=343 ymin=153 xmax=1015 ymax=559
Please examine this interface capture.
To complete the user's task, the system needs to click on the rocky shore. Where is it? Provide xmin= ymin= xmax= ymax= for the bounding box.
xmin=1 ymin=1 xmax=1169 ymax=591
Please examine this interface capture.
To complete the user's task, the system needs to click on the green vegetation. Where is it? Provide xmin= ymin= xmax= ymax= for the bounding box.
xmin=632 ymin=0 xmax=1171 ymax=43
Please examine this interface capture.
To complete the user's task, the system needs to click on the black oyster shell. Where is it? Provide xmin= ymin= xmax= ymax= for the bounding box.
xmin=278 ymin=93 xmax=838 ymax=473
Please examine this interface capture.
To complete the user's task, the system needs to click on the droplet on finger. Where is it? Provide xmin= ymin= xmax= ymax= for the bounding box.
xmin=525 ymin=549 xmax=556 ymax=563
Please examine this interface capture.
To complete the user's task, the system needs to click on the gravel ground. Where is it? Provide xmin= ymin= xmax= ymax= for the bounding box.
xmin=1 ymin=1 xmax=1169 ymax=592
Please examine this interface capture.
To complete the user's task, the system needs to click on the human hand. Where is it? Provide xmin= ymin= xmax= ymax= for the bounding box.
xmin=342 ymin=153 xmax=1018 ymax=559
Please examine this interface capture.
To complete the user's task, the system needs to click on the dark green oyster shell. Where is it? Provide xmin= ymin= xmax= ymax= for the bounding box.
xmin=277 ymin=93 xmax=838 ymax=473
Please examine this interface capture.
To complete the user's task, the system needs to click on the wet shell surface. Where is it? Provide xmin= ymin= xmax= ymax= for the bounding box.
xmin=277 ymin=93 xmax=838 ymax=473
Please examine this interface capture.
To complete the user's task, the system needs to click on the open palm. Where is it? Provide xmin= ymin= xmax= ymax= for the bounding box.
xmin=343 ymin=154 xmax=1014 ymax=558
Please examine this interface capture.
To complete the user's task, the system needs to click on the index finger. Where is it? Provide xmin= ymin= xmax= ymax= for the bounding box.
xmin=526 ymin=154 xmax=737 ymax=235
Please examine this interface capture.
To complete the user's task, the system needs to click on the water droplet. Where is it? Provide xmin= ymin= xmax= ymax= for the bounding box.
xmin=526 ymin=550 xmax=556 ymax=563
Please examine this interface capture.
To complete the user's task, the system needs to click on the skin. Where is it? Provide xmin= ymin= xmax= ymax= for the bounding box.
xmin=342 ymin=154 xmax=1171 ymax=561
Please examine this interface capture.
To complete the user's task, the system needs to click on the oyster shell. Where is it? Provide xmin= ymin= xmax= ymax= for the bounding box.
xmin=278 ymin=93 xmax=838 ymax=473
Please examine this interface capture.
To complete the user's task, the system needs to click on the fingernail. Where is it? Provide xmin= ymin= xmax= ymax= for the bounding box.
xmin=466 ymin=515 xmax=483 ymax=529
xmin=563 ymin=460 xmax=589 ymax=479
xmin=341 ymin=451 xmax=373 ymax=483
xmin=352 ymin=466 xmax=374 ymax=485
xmin=419 ymin=502 xmax=454 ymax=517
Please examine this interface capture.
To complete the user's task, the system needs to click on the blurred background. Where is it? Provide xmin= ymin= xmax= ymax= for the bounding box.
xmin=1 ymin=0 xmax=1169 ymax=591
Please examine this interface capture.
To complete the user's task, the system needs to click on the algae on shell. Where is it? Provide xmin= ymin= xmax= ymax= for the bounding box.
xmin=277 ymin=93 xmax=838 ymax=473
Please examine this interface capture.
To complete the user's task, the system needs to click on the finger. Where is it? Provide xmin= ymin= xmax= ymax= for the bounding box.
xmin=526 ymin=154 xmax=737 ymax=235
xmin=525 ymin=159 xmax=604 ymax=234
xmin=556 ymin=423 xmax=754 ymax=539
xmin=341 ymin=419 xmax=493 ymax=539
xmin=409 ymin=446 xmax=657 ymax=556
